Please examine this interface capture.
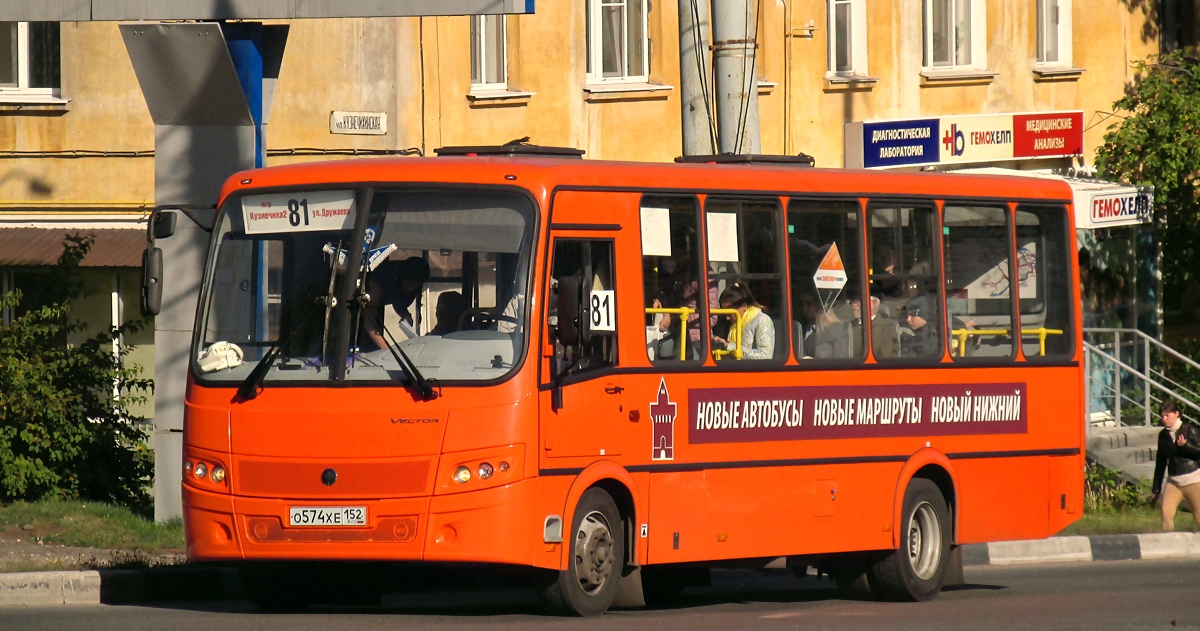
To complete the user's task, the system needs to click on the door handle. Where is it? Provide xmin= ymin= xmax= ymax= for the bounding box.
xmin=605 ymin=385 xmax=624 ymax=395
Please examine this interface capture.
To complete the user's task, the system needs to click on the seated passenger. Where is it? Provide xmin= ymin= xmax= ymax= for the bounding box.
xmin=713 ymin=282 xmax=775 ymax=360
xmin=793 ymin=290 xmax=821 ymax=358
xmin=652 ymin=258 xmax=702 ymax=360
xmin=900 ymin=295 xmax=940 ymax=358
xmin=428 ymin=291 xmax=468 ymax=336
xmin=853 ymin=294 xmax=900 ymax=358
xmin=814 ymin=300 xmax=854 ymax=359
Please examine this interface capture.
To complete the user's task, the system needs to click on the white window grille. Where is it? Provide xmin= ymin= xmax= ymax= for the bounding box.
xmin=471 ymin=14 xmax=508 ymax=90
xmin=0 ymin=22 xmax=60 ymax=96
xmin=586 ymin=0 xmax=649 ymax=83
xmin=923 ymin=0 xmax=987 ymax=71
xmin=828 ymin=0 xmax=868 ymax=76
xmin=1037 ymin=0 xmax=1073 ymax=67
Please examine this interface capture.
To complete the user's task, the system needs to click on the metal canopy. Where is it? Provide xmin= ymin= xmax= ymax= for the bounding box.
xmin=0 ymin=0 xmax=534 ymax=21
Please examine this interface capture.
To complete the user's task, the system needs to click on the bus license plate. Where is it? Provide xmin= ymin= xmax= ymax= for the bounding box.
xmin=288 ymin=506 xmax=367 ymax=527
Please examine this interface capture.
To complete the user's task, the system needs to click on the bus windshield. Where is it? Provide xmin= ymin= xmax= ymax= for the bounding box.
xmin=193 ymin=187 xmax=535 ymax=386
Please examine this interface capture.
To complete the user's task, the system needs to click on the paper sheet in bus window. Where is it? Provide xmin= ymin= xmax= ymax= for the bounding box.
xmin=706 ymin=212 xmax=740 ymax=262
xmin=640 ymin=207 xmax=672 ymax=256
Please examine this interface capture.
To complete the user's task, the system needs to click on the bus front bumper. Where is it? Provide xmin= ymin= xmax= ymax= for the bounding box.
xmin=183 ymin=477 xmax=544 ymax=566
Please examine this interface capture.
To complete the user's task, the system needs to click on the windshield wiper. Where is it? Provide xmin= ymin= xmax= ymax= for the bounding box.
xmin=360 ymin=304 xmax=438 ymax=401
xmin=237 ymin=294 xmax=326 ymax=401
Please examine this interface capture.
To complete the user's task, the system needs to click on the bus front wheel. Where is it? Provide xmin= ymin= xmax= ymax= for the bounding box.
xmin=868 ymin=478 xmax=950 ymax=602
xmin=538 ymin=487 xmax=625 ymax=616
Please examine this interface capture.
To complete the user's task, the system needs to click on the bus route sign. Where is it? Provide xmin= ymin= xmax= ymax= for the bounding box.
xmin=241 ymin=190 xmax=357 ymax=234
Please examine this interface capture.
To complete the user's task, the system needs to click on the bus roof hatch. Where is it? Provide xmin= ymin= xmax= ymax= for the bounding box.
xmin=435 ymin=138 xmax=585 ymax=159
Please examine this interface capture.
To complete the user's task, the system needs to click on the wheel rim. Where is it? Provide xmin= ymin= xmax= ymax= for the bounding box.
xmin=574 ymin=510 xmax=615 ymax=596
xmin=906 ymin=501 xmax=942 ymax=581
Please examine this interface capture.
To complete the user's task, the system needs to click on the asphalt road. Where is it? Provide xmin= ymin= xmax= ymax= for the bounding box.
xmin=2 ymin=560 xmax=1199 ymax=630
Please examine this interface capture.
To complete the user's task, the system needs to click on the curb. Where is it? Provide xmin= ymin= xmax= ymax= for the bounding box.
xmin=0 ymin=565 xmax=239 ymax=607
xmin=961 ymin=532 xmax=1200 ymax=566
xmin=2 ymin=533 xmax=1199 ymax=607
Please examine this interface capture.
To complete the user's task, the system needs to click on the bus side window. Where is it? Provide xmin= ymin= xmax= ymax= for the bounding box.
xmin=1016 ymin=205 xmax=1075 ymax=360
xmin=641 ymin=196 xmax=703 ymax=363
xmin=704 ymin=197 xmax=787 ymax=362
xmin=869 ymin=204 xmax=944 ymax=361
xmin=787 ymin=199 xmax=866 ymax=362
xmin=943 ymin=205 xmax=1015 ymax=361
xmin=550 ymin=239 xmax=618 ymax=377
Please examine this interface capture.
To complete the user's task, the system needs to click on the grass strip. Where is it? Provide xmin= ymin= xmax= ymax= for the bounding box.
xmin=1062 ymin=506 xmax=1200 ymax=536
xmin=0 ymin=500 xmax=184 ymax=553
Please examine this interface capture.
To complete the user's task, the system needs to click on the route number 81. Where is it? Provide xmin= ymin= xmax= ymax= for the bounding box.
xmin=589 ymin=290 xmax=616 ymax=332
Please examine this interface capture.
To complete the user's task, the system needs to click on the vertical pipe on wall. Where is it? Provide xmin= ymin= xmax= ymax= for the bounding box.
xmin=678 ymin=0 xmax=716 ymax=155
xmin=710 ymin=0 xmax=760 ymax=154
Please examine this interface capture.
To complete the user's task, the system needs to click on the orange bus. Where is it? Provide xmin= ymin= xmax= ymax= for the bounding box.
xmin=182 ymin=147 xmax=1083 ymax=615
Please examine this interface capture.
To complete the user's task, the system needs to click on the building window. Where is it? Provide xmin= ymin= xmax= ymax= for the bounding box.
xmin=1037 ymin=0 xmax=1072 ymax=66
xmin=586 ymin=0 xmax=649 ymax=83
xmin=1161 ymin=0 xmax=1199 ymax=53
xmin=0 ymin=22 xmax=60 ymax=95
xmin=471 ymin=15 xmax=507 ymax=90
xmin=923 ymin=0 xmax=986 ymax=70
xmin=828 ymin=0 xmax=868 ymax=76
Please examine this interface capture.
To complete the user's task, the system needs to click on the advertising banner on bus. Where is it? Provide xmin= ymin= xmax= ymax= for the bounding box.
xmin=686 ymin=382 xmax=1027 ymax=444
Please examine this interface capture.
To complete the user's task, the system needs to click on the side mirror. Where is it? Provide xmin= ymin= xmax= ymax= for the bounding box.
xmin=152 ymin=210 xmax=178 ymax=240
xmin=555 ymin=275 xmax=583 ymax=347
xmin=142 ymin=247 xmax=163 ymax=316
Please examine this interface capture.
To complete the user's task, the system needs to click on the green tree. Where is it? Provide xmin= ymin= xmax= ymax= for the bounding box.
xmin=1096 ymin=51 xmax=1200 ymax=313
xmin=0 ymin=235 xmax=155 ymax=515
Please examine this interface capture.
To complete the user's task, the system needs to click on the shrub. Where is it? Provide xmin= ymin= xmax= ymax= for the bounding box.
xmin=1084 ymin=460 xmax=1152 ymax=512
xmin=0 ymin=235 xmax=154 ymax=516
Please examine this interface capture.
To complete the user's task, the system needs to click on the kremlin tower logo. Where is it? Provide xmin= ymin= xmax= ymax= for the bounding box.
xmin=650 ymin=378 xmax=677 ymax=461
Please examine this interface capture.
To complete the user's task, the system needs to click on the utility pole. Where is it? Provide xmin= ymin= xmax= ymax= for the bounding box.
xmin=678 ymin=0 xmax=716 ymax=155
xmin=710 ymin=0 xmax=760 ymax=154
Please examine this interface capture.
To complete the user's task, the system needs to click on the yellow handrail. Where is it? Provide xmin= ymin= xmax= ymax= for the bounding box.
xmin=949 ymin=327 xmax=1065 ymax=357
xmin=710 ymin=308 xmax=743 ymax=360
xmin=644 ymin=307 xmax=695 ymax=360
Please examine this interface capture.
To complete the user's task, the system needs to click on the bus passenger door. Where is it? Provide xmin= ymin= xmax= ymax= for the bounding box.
xmin=541 ymin=234 xmax=627 ymax=459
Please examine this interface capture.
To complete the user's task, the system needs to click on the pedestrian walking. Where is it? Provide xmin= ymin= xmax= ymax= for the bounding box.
xmin=1151 ymin=399 xmax=1200 ymax=531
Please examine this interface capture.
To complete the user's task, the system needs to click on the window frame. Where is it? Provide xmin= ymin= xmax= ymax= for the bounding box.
xmin=0 ymin=21 xmax=60 ymax=97
xmin=941 ymin=203 xmax=1018 ymax=363
xmin=702 ymin=195 xmax=789 ymax=366
xmin=471 ymin=14 xmax=508 ymax=91
xmin=1035 ymin=0 xmax=1073 ymax=68
xmin=922 ymin=0 xmax=987 ymax=72
xmin=585 ymin=0 xmax=651 ymax=85
xmin=827 ymin=0 xmax=869 ymax=77
xmin=786 ymin=197 xmax=869 ymax=365
xmin=867 ymin=200 xmax=946 ymax=364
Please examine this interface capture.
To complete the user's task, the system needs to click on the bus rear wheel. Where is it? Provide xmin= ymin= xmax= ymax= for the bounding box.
xmin=538 ymin=488 xmax=624 ymax=616
xmin=868 ymin=478 xmax=950 ymax=602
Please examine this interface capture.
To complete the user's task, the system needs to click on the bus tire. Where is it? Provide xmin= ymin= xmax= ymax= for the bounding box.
xmin=538 ymin=487 xmax=624 ymax=616
xmin=868 ymin=478 xmax=950 ymax=602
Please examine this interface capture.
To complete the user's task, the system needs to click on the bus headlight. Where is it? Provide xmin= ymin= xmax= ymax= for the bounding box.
xmin=478 ymin=463 xmax=494 ymax=479
xmin=210 ymin=466 xmax=226 ymax=483
xmin=194 ymin=462 xmax=208 ymax=479
xmin=453 ymin=466 xmax=471 ymax=484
